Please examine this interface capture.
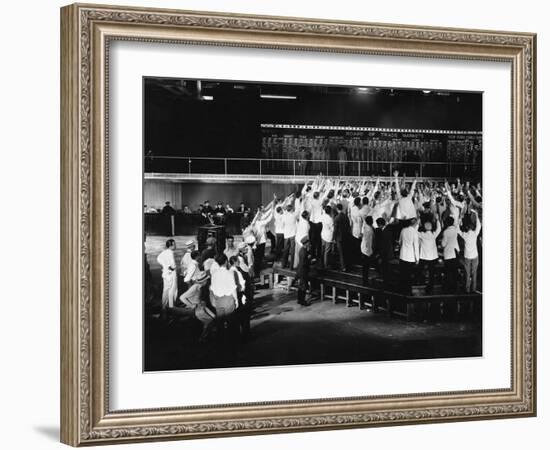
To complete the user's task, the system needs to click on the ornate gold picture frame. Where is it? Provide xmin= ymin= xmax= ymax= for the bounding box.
xmin=60 ymin=3 xmax=536 ymax=446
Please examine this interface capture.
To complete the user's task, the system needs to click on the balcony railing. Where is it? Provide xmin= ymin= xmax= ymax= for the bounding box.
xmin=144 ymin=156 xmax=480 ymax=179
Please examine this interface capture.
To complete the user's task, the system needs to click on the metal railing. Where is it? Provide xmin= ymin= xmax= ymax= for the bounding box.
xmin=144 ymin=156 xmax=480 ymax=179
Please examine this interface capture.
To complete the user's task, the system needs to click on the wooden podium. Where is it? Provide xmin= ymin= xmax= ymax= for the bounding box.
xmin=197 ymin=224 xmax=226 ymax=253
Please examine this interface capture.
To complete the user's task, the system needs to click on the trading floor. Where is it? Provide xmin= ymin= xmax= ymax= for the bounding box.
xmin=144 ymin=236 xmax=482 ymax=372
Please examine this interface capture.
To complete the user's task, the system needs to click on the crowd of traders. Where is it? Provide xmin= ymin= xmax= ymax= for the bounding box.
xmin=153 ymin=172 xmax=482 ymax=339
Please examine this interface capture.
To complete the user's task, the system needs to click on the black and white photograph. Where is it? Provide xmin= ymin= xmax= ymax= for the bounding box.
xmin=143 ymin=77 xmax=483 ymax=372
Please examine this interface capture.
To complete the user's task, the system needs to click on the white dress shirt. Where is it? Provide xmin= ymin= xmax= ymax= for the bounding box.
xmin=183 ymin=259 xmax=199 ymax=283
xmin=397 ymin=195 xmax=417 ymax=220
xmin=441 ymin=225 xmax=460 ymax=260
xmin=282 ymin=210 xmax=298 ymax=239
xmin=418 ymin=221 xmax=442 ymax=261
xmin=350 ymin=205 xmax=363 ymax=239
xmin=458 ymin=218 xmax=482 ymax=259
xmin=229 ymin=266 xmax=246 ymax=292
xmin=180 ymin=251 xmax=192 ymax=276
xmin=309 ymin=197 xmax=323 ymax=223
xmin=254 ymin=210 xmax=273 ymax=245
xmin=157 ymin=249 xmax=176 ymax=276
xmin=320 ymin=212 xmax=334 ymax=243
xmin=361 ymin=223 xmax=374 ymax=257
xmin=295 ymin=217 xmax=310 ymax=244
xmin=399 ymin=226 xmax=419 ymax=262
xmin=210 ymin=267 xmax=237 ymax=297
xmin=274 ymin=211 xmax=285 ymax=234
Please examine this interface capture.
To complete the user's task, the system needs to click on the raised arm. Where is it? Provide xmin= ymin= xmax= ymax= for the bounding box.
xmin=473 ymin=210 xmax=482 ymax=236
xmin=408 ymin=178 xmax=417 ymax=199
xmin=394 ymin=171 xmax=402 ymax=199
xmin=434 ymin=217 xmax=442 ymax=238
xmin=467 ymin=190 xmax=482 ymax=210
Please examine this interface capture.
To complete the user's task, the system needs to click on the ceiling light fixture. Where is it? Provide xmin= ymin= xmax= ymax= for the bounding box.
xmin=260 ymin=94 xmax=297 ymax=99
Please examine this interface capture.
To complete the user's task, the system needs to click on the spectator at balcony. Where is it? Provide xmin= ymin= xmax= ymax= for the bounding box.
xmin=214 ymin=202 xmax=226 ymax=215
xmin=182 ymin=204 xmax=191 ymax=214
xmin=197 ymin=205 xmax=210 ymax=226
xmin=144 ymin=204 xmax=158 ymax=213
xmin=161 ymin=201 xmax=175 ymax=215
xmin=225 ymin=204 xmax=235 ymax=214
xmin=203 ymin=200 xmax=214 ymax=215
xmin=213 ymin=202 xmax=226 ymax=225
xmin=237 ymin=202 xmax=247 ymax=214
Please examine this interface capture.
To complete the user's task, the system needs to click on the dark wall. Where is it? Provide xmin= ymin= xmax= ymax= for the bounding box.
xmin=144 ymin=180 xmax=306 ymax=212
xmin=144 ymin=78 xmax=482 ymax=159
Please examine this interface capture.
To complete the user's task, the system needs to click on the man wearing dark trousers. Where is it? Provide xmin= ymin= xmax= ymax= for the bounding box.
xmin=333 ymin=203 xmax=350 ymax=272
xmin=398 ymin=218 xmax=419 ymax=295
xmin=296 ymin=236 xmax=314 ymax=306
xmin=360 ymin=216 xmax=375 ymax=286
xmin=374 ymin=218 xmax=395 ymax=288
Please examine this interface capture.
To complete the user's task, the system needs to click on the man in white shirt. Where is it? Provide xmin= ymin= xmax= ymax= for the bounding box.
xmin=308 ymin=191 xmax=324 ymax=259
xmin=252 ymin=204 xmax=274 ymax=274
xmin=350 ymin=196 xmax=364 ymax=265
xmin=394 ymin=171 xmax=418 ymax=220
xmin=156 ymin=239 xmax=178 ymax=316
xmin=441 ymin=215 xmax=460 ymax=293
xmin=398 ymin=218 xmax=419 ymax=295
xmin=458 ymin=210 xmax=482 ymax=293
xmin=360 ymin=216 xmax=375 ymax=286
xmin=281 ymin=203 xmax=299 ymax=268
xmin=320 ymin=206 xmax=334 ymax=269
xmin=183 ymin=250 xmax=200 ymax=285
xmin=418 ymin=219 xmax=442 ymax=293
xmin=223 ymin=235 xmax=239 ymax=260
xmin=209 ymin=253 xmax=239 ymax=317
xmin=273 ymin=206 xmax=285 ymax=259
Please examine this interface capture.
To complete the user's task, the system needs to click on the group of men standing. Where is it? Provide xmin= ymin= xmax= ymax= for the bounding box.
xmin=153 ymin=171 xmax=483 ymax=328
xmin=246 ymin=172 xmax=482 ymax=297
xmin=155 ymin=235 xmax=257 ymax=342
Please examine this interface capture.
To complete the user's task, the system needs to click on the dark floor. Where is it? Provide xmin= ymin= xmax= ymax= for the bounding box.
xmin=144 ymin=235 xmax=482 ymax=372
xmin=144 ymin=287 xmax=482 ymax=371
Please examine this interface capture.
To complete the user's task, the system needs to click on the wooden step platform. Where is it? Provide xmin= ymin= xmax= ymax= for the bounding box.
xmin=270 ymin=265 xmax=481 ymax=322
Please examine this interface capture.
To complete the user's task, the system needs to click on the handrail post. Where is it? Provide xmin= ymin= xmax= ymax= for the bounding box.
xmin=358 ymin=160 xmax=361 ymax=177
xmin=293 ymin=160 xmax=296 ymax=177
xmin=260 ymin=159 xmax=262 ymax=176
xmin=224 ymin=158 xmax=227 ymax=175
xmin=188 ymin=158 xmax=191 ymax=175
